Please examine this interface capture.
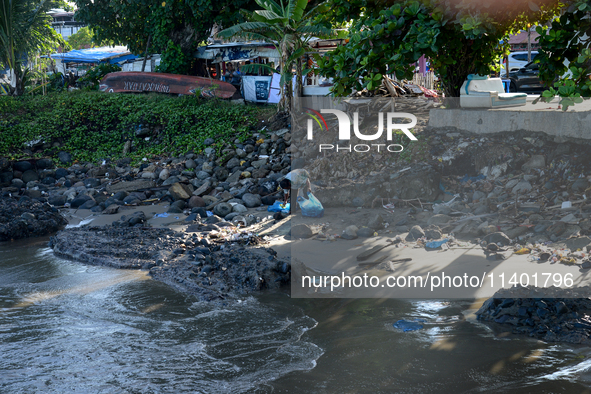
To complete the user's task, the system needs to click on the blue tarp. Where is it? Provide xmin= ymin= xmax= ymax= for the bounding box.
xmin=46 ymin=47 xmax=138 ymax=64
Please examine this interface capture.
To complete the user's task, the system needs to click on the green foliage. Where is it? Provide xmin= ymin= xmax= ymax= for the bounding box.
xmin=0 ymin=0 xmax=66 ymax=95
xmin=317 ymin=0 xmax=560 ymax=98
xmin=67 ymin=27 xmax=113 ymax=50
xmin=73 ymin=0 xmax=258 ymax=75
xmin=77 ymin=64 xmax=121 ymax=90
xmin=0 ymin=92 xmax=266 ymax=163
xmin=535 ymin=0 xmax=591 ymax=110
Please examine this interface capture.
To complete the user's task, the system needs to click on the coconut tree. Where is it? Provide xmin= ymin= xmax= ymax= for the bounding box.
xmin=0 ymin=0 xmax=65 ymax=95
xmin=218 ymin=0 xmax=335 ymax=112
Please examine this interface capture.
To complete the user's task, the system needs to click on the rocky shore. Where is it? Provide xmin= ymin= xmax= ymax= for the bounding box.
xmin=3 ymin=101 xmax=591 ymax=344
xmin=50 ymin=225 xmax=290 ymax=301
xmin=476 ymin=287 xmax=591 ymax=345
xmin=0 ymin=196 xmax=66 ymax=241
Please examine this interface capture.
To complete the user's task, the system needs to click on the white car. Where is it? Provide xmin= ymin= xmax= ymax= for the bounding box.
xmin=500 ymin=51 xmax=539 ymax=75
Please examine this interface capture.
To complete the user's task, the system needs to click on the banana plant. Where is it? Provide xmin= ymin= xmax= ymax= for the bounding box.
xmin=218 ymin=0 xmax=335 ymax=112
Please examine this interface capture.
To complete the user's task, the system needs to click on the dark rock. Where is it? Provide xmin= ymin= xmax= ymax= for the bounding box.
xmin=103 ymin=204 xmax=120 ymax=214
xmin=425 ymin=228 xmax=442 ymax=240
xmin=21 ymin=170 xmax=39 ymax=183
xmin=357 ymin=227 xmax=374 ymax=237
xmin=0 ymin=197 xmax=67 ymax=240
xmin=14 ymin=161 xmax=32 ymax=172
xmin=36 ymin=158 xmax=54 ymax=169
xmin=405 ymin=225 xmax=425 ymax=241
xmin=188 ymin=196 xmax=206 ymax=208
xmin=55 ymin=168 xmax=68 ymax=179
xmin=42 ymin=176 xmax=56 ymax=185
xmin=123 ymin=195 xmax=141 ymax=205
xmin=352 ymin=197 xmax=364 ymax=207
xmin=26 ymin=189 xmax=42 ymax=199
xmin=291 ymin=224 xmax=313 ymax=239
xmin=242 ymin=193 xmax=262 ymax=208
xmin=572 ymin=179 xmax=590 ymax=192
xmin=79 ymin=199 xmax=97 ymax=210
xmin=168 ymin=205 xmax=184 ymax=213
xmin=224 ymin=212 xmax=240 ymax=221
xmin=113 ymin=191 xmax=128 ymax=201
xmin=203 ymin=138 xmax=215 ymax=146
xmin=58 ymin=151 xmax=73 ymax=165
xmin=48 ymin=195 xmax=67 ymax=206
xmin=213 ymin=202 xmax=232 ymax=217
xmin=84 ymin=178 xmax=101 ymax=188
xmin=482 ymin=232 xmax=512 ymax=246
xmin=261 ymin=195 xmax=279 ymax=205
xmin=192 ymin=207 xmax=208 ymax=218
xmin=0 ymin=172 xmax=13 ymax=185
xmin=70 ymin=195 xmax=93 ymax=208
xmin=368 ymin=214 xmax=385 ymax=230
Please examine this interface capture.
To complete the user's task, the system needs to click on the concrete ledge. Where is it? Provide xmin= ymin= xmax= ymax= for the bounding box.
xmin=428 ymin=99 xmax=591 ymax=139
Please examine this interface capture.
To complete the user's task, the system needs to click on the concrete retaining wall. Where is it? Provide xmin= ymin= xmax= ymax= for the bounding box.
xmin=428 ymin=106 xmax=591 ymax=140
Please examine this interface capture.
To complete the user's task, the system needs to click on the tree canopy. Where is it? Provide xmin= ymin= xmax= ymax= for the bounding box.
xmin=73 ymin=0 xmax=258 ymax=74
xmin=317 ymin=0 xmax=561 ymax=98
xmin=535 ymin=0 xmax=591 ymax=109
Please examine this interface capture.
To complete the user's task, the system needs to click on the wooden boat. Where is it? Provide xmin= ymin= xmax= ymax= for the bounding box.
xmin=99 ymin=72 xmax=236 ymax=99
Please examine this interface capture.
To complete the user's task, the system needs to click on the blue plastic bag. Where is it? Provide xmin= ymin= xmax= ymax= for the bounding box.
xmin=425 ymin=238 xmax=449 ymax=249
xmin=393 ymin=319 xmax=425 ymax=332
xmin=297 ymin=192 xmax=324 ymax=218
xmin=267 ymin=201 xmax=290 ymax=213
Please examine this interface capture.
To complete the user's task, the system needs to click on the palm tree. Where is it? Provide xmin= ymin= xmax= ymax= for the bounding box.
xmin=218 ymin=0 xmax=335 ymax=112
xmin=0 ymin=0 xmax=65 ymax=95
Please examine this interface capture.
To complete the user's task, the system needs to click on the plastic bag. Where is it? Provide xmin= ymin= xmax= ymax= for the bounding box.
xmin=393 ymin=319 xmax=425 ymax=332
xmin=297 ymin=192 xmax=324 ymax=218
xmin=267 ymin=201 xmax=290 ymax=213
xmin=426 ymin=239 xmax=449 ymax=249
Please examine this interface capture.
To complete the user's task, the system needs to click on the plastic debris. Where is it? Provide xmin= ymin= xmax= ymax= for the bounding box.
xmin=425 ymin=238 xmax=449 ymax=249
xmin=267 ymin=201 xmax=290 ymax=213
xmin=393 ymin=319 xmax=425 ymax=332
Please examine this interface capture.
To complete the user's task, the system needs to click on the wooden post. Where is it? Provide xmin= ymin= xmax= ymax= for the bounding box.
xmin=141 ymin=34 xmax=152 ymax=72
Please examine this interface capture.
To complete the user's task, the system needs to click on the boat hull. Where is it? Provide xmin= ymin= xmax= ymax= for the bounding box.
xmin=99 ymin=72 xmax=236 ymax=99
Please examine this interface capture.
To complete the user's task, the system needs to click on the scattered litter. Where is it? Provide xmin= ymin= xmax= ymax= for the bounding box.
xmin=154 ymin=212 xmax=169 ymax=218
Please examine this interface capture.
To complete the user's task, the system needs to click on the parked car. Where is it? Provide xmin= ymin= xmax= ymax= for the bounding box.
xmin=508 ymin=61 xmax=547 ymax=93
xmin=500 ymin=51 xmax=539 ymax=75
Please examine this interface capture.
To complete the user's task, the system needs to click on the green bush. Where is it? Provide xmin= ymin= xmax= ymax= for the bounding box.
xmin=0 ymin=91 xmax=270 ymax=163
xmin=77 ymin=64 xmax=122 ymax=90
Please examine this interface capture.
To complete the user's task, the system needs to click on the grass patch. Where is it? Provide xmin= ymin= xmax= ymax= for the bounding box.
xmin=0 ymin=91 xmax=274 ymax=163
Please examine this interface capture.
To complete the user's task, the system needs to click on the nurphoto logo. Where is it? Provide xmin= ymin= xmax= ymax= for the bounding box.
xmin=304 ymin=108 xmax=418 ymax=153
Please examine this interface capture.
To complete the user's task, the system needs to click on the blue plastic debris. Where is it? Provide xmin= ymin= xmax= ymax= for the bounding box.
xmin=154 ymin=212 xmax=169 ymax=218
xmin=425 ymin=239 xmax=449 ymax=249
xmin=298 ymin=192 xmax=324 ymax=218
xmin=206 ymin=211 xmax=213 ymax=217
xmin=460 ymin=174 xmax=485 ymax=183
xmin=268 ymin=201 xmax=290 ymax=213
xmin=393 ymin=319 xmax=425 ymax=332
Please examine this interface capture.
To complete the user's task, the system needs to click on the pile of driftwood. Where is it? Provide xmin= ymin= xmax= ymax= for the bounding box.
xmin=351 ymin=75 xmax=427 ymax=98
